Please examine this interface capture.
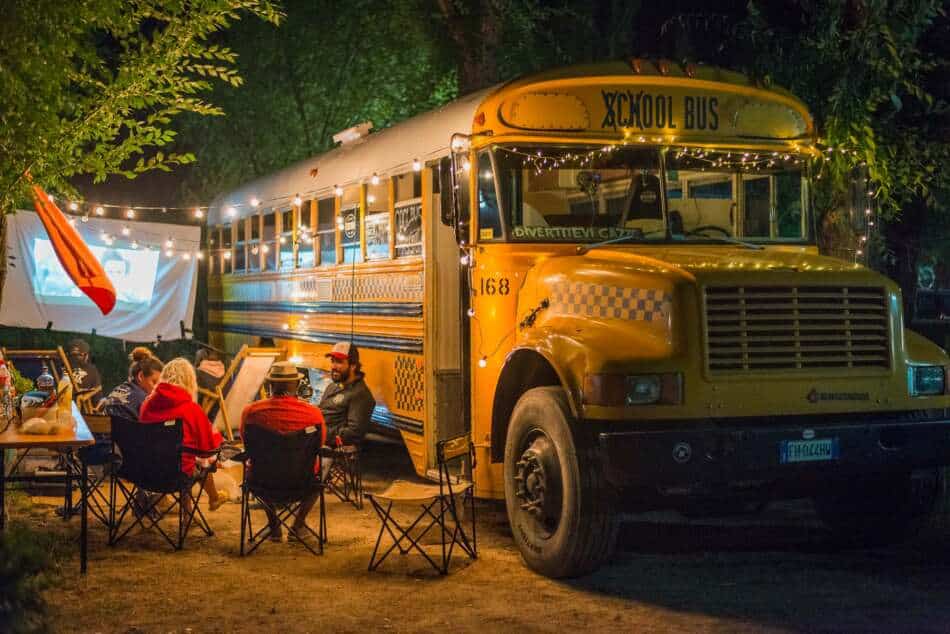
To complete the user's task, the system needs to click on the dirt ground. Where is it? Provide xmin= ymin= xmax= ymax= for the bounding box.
xmin=12 ymin=440 xmax=950 ymax=633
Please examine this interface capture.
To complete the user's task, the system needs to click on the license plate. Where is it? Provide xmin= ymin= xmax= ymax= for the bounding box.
xmin=779 ymin=438 xmax=839 ymax=464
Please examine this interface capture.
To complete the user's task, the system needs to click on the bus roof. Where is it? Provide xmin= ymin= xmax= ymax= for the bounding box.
xmin=208 ymin=87 xmax=493 ymax=224
xmin=208 ymin=61 xmax=813 ymax=225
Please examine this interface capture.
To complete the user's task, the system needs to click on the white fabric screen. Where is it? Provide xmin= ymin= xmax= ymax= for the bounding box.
xmin=1 ymin=210 xmax=200 ymax=341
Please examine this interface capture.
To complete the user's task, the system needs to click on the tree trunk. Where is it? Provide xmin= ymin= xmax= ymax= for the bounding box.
xmin=0 ymin=213 xmax=7 ymax=309
xmin=436 ymin=0 xmax=502 ymax=93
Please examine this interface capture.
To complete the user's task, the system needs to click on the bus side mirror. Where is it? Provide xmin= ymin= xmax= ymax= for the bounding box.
xmin=439 ymin=156 xmax=455 ymax=227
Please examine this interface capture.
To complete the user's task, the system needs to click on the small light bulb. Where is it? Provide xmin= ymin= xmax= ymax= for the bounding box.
xmin=261 ymin=244 xmax=270 ymax=253
xmin=293 ymin=194 xmax=302 ymax=207
xmin=282 ymin=323 xmax=290 ymax=331
xmin=412 ymin=158 xmax=422 ymax=172
xmin=131 ymin=240 xmax=139 ymax=249
xmin=194 ymin=208 xmax=204 ymax=219
xmin=223 ymin=251 xmax=232 ymax=260
xmin=226 ymin=206 xmax=237 ymax=217
xmin=467 ymin=308 xmax=475 ymax=317
xmin=289 ymin=355 xmax=303 ymax=364
xmin=121 ymin=226 xmax=131 ymax=236
xmin=48 ymin=194 xmax=55 ymax=203
xmin=251 ymin=246 xmax=259 ymax=255
xmin=251 ymin=197 xmax=260 ymax=208
xmin=81 ymin=214 xmax=89 ymax=223
xmin=165 ymin=238 xmax=174 ymax=248
xmin=279 ymin=236 xmax=287 ymax=244
xmin=462 ymin=159 xmax=471 ymax=172
xmin=125 ymin=208 xmax=135 ymax=219
xmin=367 ymin=194 xmax=376 ymax=204
xmin=165 ymin=249 xmax=174 ymax=258
xmin=68 ymin=201 xmax=78 ymax=212
xmin=336 ymin=217 xmax=344 ymax=230
xmin=460 ymin=254 xmax=470 ymax=266
xmin=68 ymin=217 xmax=77 ymax=226
xmin=371 ymin=173 xmax=380 ymax=185
xmin=478 ymin=357 xmax=488 ymax=368
xmin=195 ymin=250 xmax=204 ymax=260
xmin=182 ymin=251 xmax=192 ymax=260
xmin=334 ymin=185 xmax=343 ymax=197
xmin=95 ymin=206 xmax=105 ymax=216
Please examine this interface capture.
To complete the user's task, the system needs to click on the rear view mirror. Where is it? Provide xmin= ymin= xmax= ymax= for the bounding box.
xmin=439 ymin=156 xmax=455 ymax=227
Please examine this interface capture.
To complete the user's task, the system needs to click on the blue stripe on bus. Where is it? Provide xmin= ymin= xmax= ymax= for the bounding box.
xmin=209 ymin=301 xmax=423 ymax=318
xmin=208 ymin=322 xmax=423 ymax=354
xmin=371 ymin=405 xmax=423 ymax=434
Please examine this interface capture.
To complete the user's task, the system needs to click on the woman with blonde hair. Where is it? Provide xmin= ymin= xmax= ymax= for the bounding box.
xmin=139 ymin=357 xmax=228 ymax=510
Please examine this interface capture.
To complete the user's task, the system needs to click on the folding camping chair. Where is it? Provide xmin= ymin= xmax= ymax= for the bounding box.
xmin=197 ymin=345 xmax=283 ymax=441
xmin=366 ymin=436 xmax=477 ymax=575
xmin=237 ymin=424 xmax=327 ymax=557
xmin=109 ymin=416 xmax=216 ymax=550
xmin=322 ymin=442 xmax=363 ymax=509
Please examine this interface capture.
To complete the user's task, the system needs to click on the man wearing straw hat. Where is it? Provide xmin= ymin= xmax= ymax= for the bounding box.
xmin=240 ymin=360 xmax=326 ymax=541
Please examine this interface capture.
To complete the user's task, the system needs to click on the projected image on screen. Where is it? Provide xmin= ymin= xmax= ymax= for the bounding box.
xmin=32 ymin=238 xmax=159 ymax=308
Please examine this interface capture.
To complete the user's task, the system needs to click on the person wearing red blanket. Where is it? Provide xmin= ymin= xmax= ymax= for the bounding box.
xmin=139 ymin=357 xmax=228 ymax=511
xmin=241 ymin=361 xmax=325 ymax=542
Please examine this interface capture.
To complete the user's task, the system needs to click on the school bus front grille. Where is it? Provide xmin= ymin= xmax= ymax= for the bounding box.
xmin=703 ymin=286 xmax=890 ymax=372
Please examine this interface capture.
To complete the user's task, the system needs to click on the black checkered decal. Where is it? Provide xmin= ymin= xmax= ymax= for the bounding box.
xmin=394 ymin=355 xmax=424 ymax=413
xmin=549 ymin=282 xmax=672 ymax=322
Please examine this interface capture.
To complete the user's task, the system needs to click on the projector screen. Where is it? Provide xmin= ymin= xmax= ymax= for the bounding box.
xmin=0 ymin=210 xmax=200 ymax=341
xmin=32 ymin=238 xmax=160 ymax=309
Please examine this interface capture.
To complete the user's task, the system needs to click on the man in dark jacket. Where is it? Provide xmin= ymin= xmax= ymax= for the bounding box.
xmin=319 ymin=342 xmax=375 ymax=447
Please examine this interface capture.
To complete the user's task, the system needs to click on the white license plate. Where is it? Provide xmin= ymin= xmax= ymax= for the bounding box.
xmin=779 ymin=438 xmax=839 ymax=464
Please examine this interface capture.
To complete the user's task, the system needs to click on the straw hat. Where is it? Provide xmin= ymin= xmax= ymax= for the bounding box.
xmin=265 ymin=361 xmax=303 ymax=382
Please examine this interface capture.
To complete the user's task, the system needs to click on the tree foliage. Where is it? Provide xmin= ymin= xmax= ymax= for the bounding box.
xmin=174 ymin=0 xmax=457 ymax=202
xmin=0 ymin=0 xmax=283 ymax=214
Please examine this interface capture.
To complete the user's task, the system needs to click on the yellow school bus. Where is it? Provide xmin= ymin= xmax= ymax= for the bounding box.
xmin=207 ymin=60 xmax=950 ymax=577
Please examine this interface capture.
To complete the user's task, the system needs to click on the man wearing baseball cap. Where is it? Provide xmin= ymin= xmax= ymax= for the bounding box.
xmin=241 ymin=360 xmax=326 ymax=542
xmin=319 ymin=341 xmax=375 ymax=447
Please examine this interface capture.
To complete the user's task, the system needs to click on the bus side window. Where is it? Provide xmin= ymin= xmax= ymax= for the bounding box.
xmin=316 ymin=198 xmax=336 ymax=266
xmin=365 ymin=177 xmax=390 ymax=260
xmin=776 ymin=172 xmax=804 ymax=238
xmin=248 ymin=214 xmax=261 ymax=272
xmin=394 ymin=172 xmax=423 ymax=258
xmin=262 ymin=212 xmax=277 ymax=271
xmin=477 ymin=151 xmax=502 ymax=241
xmin=222 ymin=222 xmax=233 ymax=274
xmin=234 ymin=216 xmax=246 ymax=272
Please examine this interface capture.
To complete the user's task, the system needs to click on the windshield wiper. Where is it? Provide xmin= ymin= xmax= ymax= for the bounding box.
xmin=685 ymin=233 xmax=764 ymax=250
xmin=576 ymin=230 xmax=651 ymax=254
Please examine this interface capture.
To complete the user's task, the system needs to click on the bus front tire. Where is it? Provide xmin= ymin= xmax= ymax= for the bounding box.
xmin=503 ymin=386 xmax=618 ymax=578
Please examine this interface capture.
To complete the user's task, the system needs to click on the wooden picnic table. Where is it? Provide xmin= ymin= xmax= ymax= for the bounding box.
xmin=0 ymin=402 xmax=95 ymax=573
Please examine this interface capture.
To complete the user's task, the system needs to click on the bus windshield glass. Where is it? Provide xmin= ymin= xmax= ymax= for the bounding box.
xmin=491 ymin=145 xmax=810 ymax=244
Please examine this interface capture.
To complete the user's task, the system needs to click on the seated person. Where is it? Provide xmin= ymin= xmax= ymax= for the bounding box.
xmin=99 ymin=347 xmax=163 ymax=420
xmin=319 ymin=342 xmax=375 ymax=447
xmin=194 ymin=345 xmax=226 ymax=392
xmin=240 ymin=361 xmax=326 ymax=541
xmin=67 ymin=338 xmax=103 ymax=408
xmin=139 ymin=358 xmax=228 ymax=511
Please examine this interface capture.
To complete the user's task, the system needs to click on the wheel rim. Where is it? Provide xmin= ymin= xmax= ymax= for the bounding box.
xmin=512 ymin=429 xmax=563 ymax=538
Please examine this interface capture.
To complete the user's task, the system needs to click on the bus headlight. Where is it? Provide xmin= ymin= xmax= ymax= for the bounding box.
xmin=908 ymin=365 xmax=947 ymax=396
xmin=584 ymin=373 xmax=683 ymax=406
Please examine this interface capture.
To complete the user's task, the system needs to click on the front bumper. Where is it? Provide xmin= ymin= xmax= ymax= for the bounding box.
xmin=598 ymin=411 xmax=950 ymax=494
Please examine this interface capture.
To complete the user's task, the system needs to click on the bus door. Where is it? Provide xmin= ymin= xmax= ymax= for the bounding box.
xmin=424 ymin=159 xmax=469 ymax=464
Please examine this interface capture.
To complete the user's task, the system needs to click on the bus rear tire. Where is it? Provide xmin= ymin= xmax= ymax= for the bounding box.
xmin=503 ymin=386 xmax=618 ymax=578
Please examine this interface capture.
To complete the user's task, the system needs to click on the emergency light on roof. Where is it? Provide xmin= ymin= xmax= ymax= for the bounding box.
xmin=332 ymin=121 xmax=373 ymax=146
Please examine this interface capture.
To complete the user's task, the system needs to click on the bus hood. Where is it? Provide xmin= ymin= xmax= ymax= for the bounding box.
xmin=579 ymin=245 xmax=875 ymax=282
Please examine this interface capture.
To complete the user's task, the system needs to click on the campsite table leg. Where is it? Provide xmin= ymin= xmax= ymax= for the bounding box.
xmin=80 ymin=456 xmax=88 ymax=574
xmin=63 ymin=449 xmax=74 ymax=519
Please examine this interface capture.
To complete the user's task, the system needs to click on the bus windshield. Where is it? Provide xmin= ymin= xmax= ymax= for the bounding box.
xmin=488 ymin=145 xmax=811 ymax=244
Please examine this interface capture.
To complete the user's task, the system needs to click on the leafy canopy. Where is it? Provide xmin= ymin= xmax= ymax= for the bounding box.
xmin=0 ymin=0 xmax=283 ymax=213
